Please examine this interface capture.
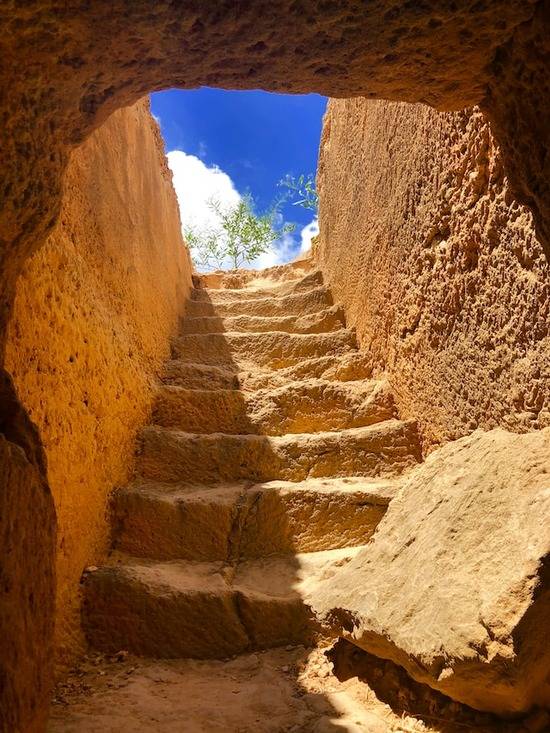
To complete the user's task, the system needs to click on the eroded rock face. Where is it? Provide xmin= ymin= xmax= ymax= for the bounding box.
xmin=3 ymin=97 xmax=191 ymax=714
xmin=311 ymin=428 xmax=550 ymax=714
xmin=481 ymin=0 xmax=550 ymax=257
xmin=0 ymin=373 xmax=55 ymax=733
xmin=317 ymin=99 xmax=550 ymax=447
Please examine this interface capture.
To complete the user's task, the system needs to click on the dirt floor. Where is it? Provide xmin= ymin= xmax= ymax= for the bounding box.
xmin=48 ymin=644 xmax=541 ymax=733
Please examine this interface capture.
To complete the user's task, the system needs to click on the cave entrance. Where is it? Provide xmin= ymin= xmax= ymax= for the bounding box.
xmin=2 ymin=3 xmax=548 ymax=731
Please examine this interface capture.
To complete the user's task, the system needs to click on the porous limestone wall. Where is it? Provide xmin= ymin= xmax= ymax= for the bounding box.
xmin=5 ymin=98 xmax=192 ymax=670
xmin=317 ymin=99 xmax=549 ymax=448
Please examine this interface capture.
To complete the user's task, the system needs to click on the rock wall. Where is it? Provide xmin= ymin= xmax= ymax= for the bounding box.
xmin=317 ymin=99 xmax=549 ymax=448
xmin=5 ymin=98 xmax=192 ymax=671
xmin=0 ymin=372 xmax=55 ymax=733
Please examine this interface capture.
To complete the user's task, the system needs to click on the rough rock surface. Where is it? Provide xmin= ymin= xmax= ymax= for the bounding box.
xmin=317 ymin=99 xmax=549 ymax=447
xmin=5 ymin=99 xmax=191 ymax=672
xmin=0 ymin=373 xmax=56 ymax=733
xmin=311 ymin=428 xmax=550 ymax=714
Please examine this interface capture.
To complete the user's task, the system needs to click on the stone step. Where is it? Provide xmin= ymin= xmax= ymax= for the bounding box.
xmin=83 ymin=546 xmax=362 ymax=659
xmin=153 ymin=379 xmax=395 ymax=435
xmin=171 ymin=329 xmax=357 ymax=370
xmin=162 ymin=351 xmax=374 ymax=391
xmin=184 ymin=286 xmax=333 ymax=318
xmin=195 ymin=257 xmax=314 ymax=290
xmin=191 ymin=270 xmax=324 ymax=303
xmin=137 ymin=420 xmax=422 ymax=484
xmin=112 ymin=477 xmax=400 ymax=562
xmin=180 ymin=304 xmax=346 ymax=335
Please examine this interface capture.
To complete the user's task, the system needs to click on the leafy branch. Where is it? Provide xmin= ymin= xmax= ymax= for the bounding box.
xmin=278 ymin=173 xmax=318 ymax=213
xmin=185 ymin=194 xmax=294 ymax=271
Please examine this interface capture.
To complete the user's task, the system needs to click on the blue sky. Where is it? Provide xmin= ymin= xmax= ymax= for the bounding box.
xmin=150 ymin=88 xmax=327 ymax=268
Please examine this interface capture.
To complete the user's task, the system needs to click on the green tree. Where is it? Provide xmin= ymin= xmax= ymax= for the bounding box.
xmin=185 ymin=194 xmax=294 ymax=270
xmin=279 ymin=173 xmax=318 ymax=213
xmin=184 ymin=225 xmax=225 ymax=271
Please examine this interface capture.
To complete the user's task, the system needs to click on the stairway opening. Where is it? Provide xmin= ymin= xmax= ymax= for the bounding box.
xmin=2 ymin=7 xmax=547 ymax=726
xmin=50 ymin=255 xmax=429 ymax=731
xmin=47 ymin=249 xmax=534 ymax=732
xmin=19 ymin=90 xmax=546 ymax=733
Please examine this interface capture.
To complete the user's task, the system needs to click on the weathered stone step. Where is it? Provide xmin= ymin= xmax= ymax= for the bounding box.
xmin=191 ymin=270 xmax=324 ymax=303
xmin=196 ymin=257 xmax=314 ymax=290
xmin=153 ymin=379 xmax=394 ymax=435
xmin=83 ymin=546 xmax=362 ymax=659
xmin=184 ymin=286 xmax=333 ymax=318
xmin=112 ymin=477 xmax=400 ymax=562
xmin=162 ymin=351 xmax=374 ymax=391
xmin=137 ymin=420 xmax=421 ymax=484
xmin=171 ymin=330 xmax=356 ymax=369
xmin=181 ymin=304 xmax=346 ymax=336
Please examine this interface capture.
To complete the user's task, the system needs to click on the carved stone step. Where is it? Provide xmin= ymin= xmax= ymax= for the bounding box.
xmin=171 ymin=329 xmax=357 ymax=370
xmin=137 ymin=420 xmax=422 ymax=484
xmin=153 ymin=379 xmax=394 ymax=435
xmin=181 ymin=304 xmax=346 ymax=335
xmin=191 ymin=270 xmax=324 ymax=302
xmin=83 ymin=546 xmax=363 ymax=659
xmin=112 ymin=476 xmax=400 ymax=561
xmin=162 ymin=351 xmax=374 ymax=391
xmin=184 ymin=285 xmax=333 ymax=318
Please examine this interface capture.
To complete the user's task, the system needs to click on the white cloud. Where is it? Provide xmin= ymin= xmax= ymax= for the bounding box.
xmin=251 ymin=231 xmax=297 ymax=269
xmin=167 ymin=150 xmax=240 ymax=235
xmin=167 ymin=149 xmax=301 ymax=271
xmin=300 ymin=219 xmax=319 ymax=253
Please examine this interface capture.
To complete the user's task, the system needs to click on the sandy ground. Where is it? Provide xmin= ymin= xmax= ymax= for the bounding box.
xmin=47 ymin=644 xmax=539 ymax=733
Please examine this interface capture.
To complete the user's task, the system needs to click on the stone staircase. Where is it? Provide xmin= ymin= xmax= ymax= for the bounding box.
xmin=83 ymin=257 xmax=422 ymax=660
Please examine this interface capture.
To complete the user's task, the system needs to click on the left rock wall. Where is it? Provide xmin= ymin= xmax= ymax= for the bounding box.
xmin=5 ymin=98 xmax=192 ymax=671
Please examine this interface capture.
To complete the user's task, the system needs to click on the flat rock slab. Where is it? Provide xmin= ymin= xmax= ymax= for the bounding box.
xmin=310 ymin=428 xmax=550 ymax=714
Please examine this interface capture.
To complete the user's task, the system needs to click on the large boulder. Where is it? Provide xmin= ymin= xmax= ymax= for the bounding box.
xmin=311 ymin=428 xmax=550 ymax=714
